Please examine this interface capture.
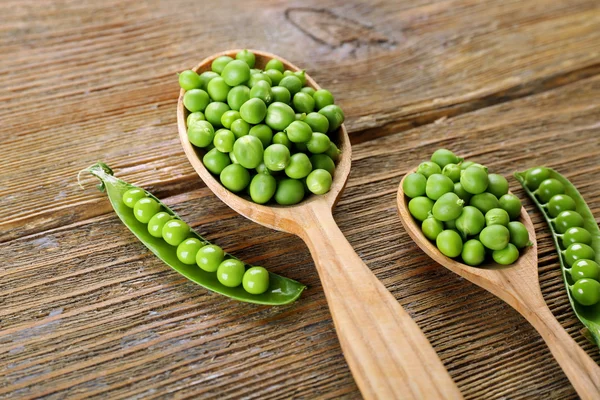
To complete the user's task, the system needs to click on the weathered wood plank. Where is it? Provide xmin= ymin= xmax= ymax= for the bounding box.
xmin=2 ymin=74 xmax=599 ymax=398
xmin=1 ymin=0 xmax=600 ymax=242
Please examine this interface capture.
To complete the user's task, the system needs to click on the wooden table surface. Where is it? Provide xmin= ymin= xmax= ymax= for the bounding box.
xmin=2 ymin=0 xmax=600 ymax=398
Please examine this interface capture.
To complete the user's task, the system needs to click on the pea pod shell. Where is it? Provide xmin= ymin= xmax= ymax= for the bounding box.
xmin=84 ymin=162 xmax=305 ymax=305
xmin=515 ymin=167 xmax=600 ymax=345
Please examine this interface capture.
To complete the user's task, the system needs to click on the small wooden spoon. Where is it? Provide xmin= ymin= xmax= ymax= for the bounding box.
xmin=397 ymin=171 xmax=600 ymax=399
xmin=178 ymin=50 xmax=462 ymax=399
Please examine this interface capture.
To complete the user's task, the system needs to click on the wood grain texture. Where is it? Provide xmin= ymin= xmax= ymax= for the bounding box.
xmin=2 ymin=0 xmax=600 ymax=242
xmin=2 ymin=0 xmax=600 ymax=398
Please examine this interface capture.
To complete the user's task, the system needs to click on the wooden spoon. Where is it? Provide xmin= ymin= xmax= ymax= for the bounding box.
xmin=397 ymin=171 xmax=600 ymax=399
xmin=178 ymin=50 xmax=462 ymax=399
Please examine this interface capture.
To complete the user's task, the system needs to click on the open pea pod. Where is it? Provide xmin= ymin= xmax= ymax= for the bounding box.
xmin=82 ymin=162 xmax=305 ymax=305
xmin=515 ymin=167 xmax=600 ymax=345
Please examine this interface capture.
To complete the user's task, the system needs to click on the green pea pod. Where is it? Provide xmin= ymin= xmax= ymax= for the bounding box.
xmin=515 ymin=167 xmax=600 ymax=345
xmin=81 ymin=162 xmax=305 ymax=305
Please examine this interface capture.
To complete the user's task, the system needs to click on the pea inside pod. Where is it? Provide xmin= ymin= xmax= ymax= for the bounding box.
xmin=80 ymin=162 xmax=305 ymax=305
xmin=515 ymin=167 xmax=600 ymax=345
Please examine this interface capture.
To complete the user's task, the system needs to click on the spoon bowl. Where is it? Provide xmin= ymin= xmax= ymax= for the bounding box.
xmin=178 ymin=50 xmax=462 ymax=399
xmin=397 ymin=169 xmax=600 ymax=399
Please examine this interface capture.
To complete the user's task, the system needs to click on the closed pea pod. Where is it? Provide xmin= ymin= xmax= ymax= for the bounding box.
xmin=80 ymin=162 xmax=304 ymax=305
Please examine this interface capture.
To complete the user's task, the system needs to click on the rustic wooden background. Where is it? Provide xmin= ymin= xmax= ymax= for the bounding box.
xmin=1 ymin=0 xmax=600 ymax=398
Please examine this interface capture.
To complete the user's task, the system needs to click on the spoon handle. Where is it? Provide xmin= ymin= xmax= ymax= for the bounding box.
xmin=522 ymin=300 xmax=600 ymax=399
xmin=299 ymin=201 xmax=462 ymax=400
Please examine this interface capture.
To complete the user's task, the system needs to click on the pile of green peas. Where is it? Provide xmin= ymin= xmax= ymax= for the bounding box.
xmin=403 ymin=149 xmax=530 ymax=266
xmin=179 ymin=50 xmax=344 ymax=205
xmin=525 ymin=167 xmax=599 ymax=306
xmin=121 ymin=187 xmax=270 ymax=294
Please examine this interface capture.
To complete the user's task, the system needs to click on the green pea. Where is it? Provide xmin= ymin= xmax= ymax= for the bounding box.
xmin=525 ymin=167 xmax=550 ymax=191
xmin=271 ymin=86 xmax=291 ymax=104
xmin=250 ymin=68 xmax=262 ymax=75
xmin=147 ymin=212 xmax=172 ymax=238
xmin=205 ymin=102 xmax=230 ymax=128
xmin=306 ymin=132 xmax=331 ymax=154
xmin=301 ymin=87 xmax=315 ymax=96
xmin=255 ymin=162 xmax=271 ymax=175
xmin=455 ymin=206 xmax=485 ymax=238
xmin=264 ymin=144 xmax=291 ymax=171
xmin=133 ymin=197 xmax=160 ymax=224
xmin=279 ymin=75 xmax=302 ymax=95
xmin=243 ymin=266 xmax=270 ymax=294
xmin=207 ymin=77 xmax=231 ymax=102
xmin=306 ymin=169 xmax=332 ymax=195
xmin=187 ymin=111 xmax=206 ymax=127
xmin=235 ymin=49 xmax=255 ymax=68
xmin=498 ymin=194 xmax=522 ymax=220
xmin=183 ymin=89 xmax=210 ymax=112
xmin=179 ymin=70 xmax=201 ymax=90
xmin=304 ymin=112 xmax=329 ymax=134
xmin=211 ymin=55 xmax=233 ymax=74
xmin=436 ymin=230 xmax=463 ymax=258
xmin=187 ymin=120 xmax=215 ymax=148
xmin=247 ymin=125 xmax=271 ymax=148
xmin=250 ymin=80 xmax=273 ymax=105
xmin=264 ymin=102 xmax=296 ymax=131
xmin=122 ymin=188 xmax=146 ymax=208
xmin=442 ymin=163 xmax=461 ymax=183
xmin=547 ymin=194 xmax=576 ymax=218
xmin=536 ymin=178 xmax=565 ymax=204
xmin=507 ymin=221 xmax=530 ymax=249
xmin=461 ymin=239 xmax=486 ymax=266
xmin=203 ymin=148 xmax=231 ymax=175
xmin=417 ymin=161 xmax=441 ymax=178
xmin=460 ymin=161 xmax=474 ymax=170
xmin=572 ymin=259 xmax=600 ymax=281
xmin=318 ymin=105 xmax=344 ymax=133
xmin=198 ymin=71 xmax=220 ymax=91
xmin=408 ymin=196 xmax=435 ymax=221
xmin=162 ymin=219 xmax=190 ymax=246
xmin=261 ymin=69 xmax=282 ymax=86
xmin=249 ymin=173 xmax=277 ymax=204
xmin=227 ymin=85 xmax=251 ymax=111
xmin=313 ymin=89 xmax=334 ymax=110
xmin=293 ymin=92 xmax=315 ymax=114
xmin=453 ymin=182 xmax=472 ymax=203
xmin=310 ymin=154 xmax=335 ymax=176
xmin=571 ymin=279 xmax=600 ymax=306
xmin=487 ymin=174 xmax=509 ymax=198
xmin=562 ymin=227 xmax=593 ymax=247
xmin=176 ymin=238 xmax=204 ymax=265
xmin=240 ymin=98 xmax=267 ymax=124
xmin=460 ymin=165 xmax=488 ymax=194
xmin=285 ymin=120 xmax=313 ymax=143
xmin=233 ymin=135 xmax=264 ymax=169
xmin=213 ymin=129 xmax=235 ymax=153
xmin=285 ymin=153 xmax=312 ymax=179
xmin=480 ymin=225 xmax=510 ymax=251
xmin=403 ymin=173 xmax=427 ymax=198
xmin=555 ymin=210 xmax=584 ymax=234
xmin=425 ymin=174 xmax=454 ymax=200
xmin=248 ymin=73 xmax=272 ymax=88
xmin=217 ymin=259 xmax=245 ymax=287
xmin=431 ymin=149 xmax=461 ymax=169
xmin=325 ymin=142 xmax=341 ymax=161
xmin=432 ymin=192 xmax=464 ymax=222
xmin=492 ymin=243 xmax=519 ymax=265
xmin=195 ymin=244 xmax=225 ymax=272
xmin=220 ymin=110 xmax=241 ymax=129
xmin=485 ymin=208 xmax=510 ymax=227
xmin=273 ymin=131 xmax=292 ymax=150
xmin=295 ymin=113 xmax=306 ymax=123
xmin=422 ymin=217 xmax=444 ymax=240
xmin=231 ymin=119 xmax=250 ymax=138
xmin=275 ymin=178 xmax=305 ymax=205
xmin=564 ymin=243 xmax=595 ymax=267
xmin=265 ymin=59 xmax=284 ymax=72
xmin=293 ymin=70 xmax=306 ymax=85
xmin=445 ymin=219 xmax=457 ymax=230
xmin=470 ymin=193 xmax=500 ymax=215
xmin=220 ymin=164 xmax=251 ymax=192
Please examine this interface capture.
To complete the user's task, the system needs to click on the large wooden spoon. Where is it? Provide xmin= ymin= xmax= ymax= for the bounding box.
xmin=397 ymin=172 xmax=600 ymax=399
xmin=178 ymin=50 xmax=462 ymax=399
